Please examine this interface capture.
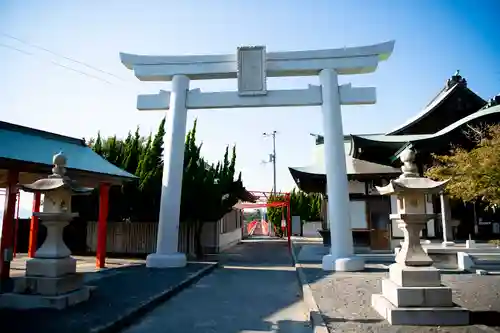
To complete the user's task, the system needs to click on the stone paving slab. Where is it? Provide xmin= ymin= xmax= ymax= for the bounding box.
xmin=292 ymin=241 xmax=500 ymax=333
xmin=0 ymin=262 xmax=217 ymax=333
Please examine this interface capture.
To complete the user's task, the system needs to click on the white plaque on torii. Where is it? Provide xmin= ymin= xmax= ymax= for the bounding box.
xmin=120 ymin=40 xmax=395 ymax=271
xmin=237 ymin=46 xmax=267 ymax=96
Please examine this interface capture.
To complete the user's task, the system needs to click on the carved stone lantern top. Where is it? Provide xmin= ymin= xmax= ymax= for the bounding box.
xmin=18 ymin=152 xmax=94 ymax=195
xmin=376 ymin=147 xmax=449 ymax=196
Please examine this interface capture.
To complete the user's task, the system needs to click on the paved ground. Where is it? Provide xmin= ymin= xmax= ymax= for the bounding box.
xmin=294 ymin=241 xmax=500 ymax=333
xmin=1 ymin=260 xmax=215 ymax=333
xmin=122 ymin=237 xmax=313 ymax=333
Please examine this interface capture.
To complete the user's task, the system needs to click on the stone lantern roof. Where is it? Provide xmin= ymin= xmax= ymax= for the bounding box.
xmin=18 ymin=152 xmax=94 ymax=195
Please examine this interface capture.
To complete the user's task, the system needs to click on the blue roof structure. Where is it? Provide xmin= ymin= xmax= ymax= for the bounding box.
xmin=0 ymin=121 xmax=137 ymax=185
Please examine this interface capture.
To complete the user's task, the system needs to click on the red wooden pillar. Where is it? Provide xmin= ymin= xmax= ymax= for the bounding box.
xmin=0 ymin=170 xmax=19 ymax=280
xmin=12 ymin=192 xmax=20 ymax=258
xmin=28 ymin=192 xmax=42 ymax=258
xmin=96 ymin=183 xmax=110 ymax=269
xmin=286 ymin=194 xmax=292 ymax=250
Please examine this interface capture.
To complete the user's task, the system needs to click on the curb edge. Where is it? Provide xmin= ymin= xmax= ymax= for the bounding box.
xmin=290 ymin=239 xmax=329 ymax=333
xmin=91 ymin=262 xmax=219 ymax=333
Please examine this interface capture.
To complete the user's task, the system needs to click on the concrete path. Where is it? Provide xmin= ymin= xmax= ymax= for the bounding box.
xmin=122 ymin=237 xmax=312 ymax=333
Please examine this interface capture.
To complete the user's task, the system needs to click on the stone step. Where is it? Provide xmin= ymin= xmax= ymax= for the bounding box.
xmin=381 ymin=278 xmax=453 ymax=307
xmin=470 ymin=253 xmax=500 ymax=271
xmin=472 ymin=264 xmax=500 ymax=271
xmin=360 ymin=255 xmax=395 ymax=263
xmin=14 ymin=274 xmax=83 ymax=296
xmin=471 ymin=254 xmax=500 ymax=262
xmin=0 ymin=286 xmax=92 ymax=310
xmin=371 ymin=294 xmax=469 ymax=326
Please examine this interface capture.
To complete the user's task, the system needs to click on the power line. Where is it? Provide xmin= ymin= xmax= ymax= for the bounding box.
xmin=0 ymin=42 xmax=115 ymax=85
xmin=0 ymin=32 xmax=127 ymax=82
xmin=0 ymin=42 xmax=33 ymax=56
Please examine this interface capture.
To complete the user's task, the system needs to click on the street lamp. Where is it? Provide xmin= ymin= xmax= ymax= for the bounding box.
xmin=309 ymin=133 xmax=324 ymax=145
xmin=263 ymin=131 xmax=278 ymax=194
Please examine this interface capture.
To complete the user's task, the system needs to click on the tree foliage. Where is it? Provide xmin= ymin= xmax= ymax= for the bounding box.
xmin=180 ymin=120 xmax=249 ymax=256
xmin=425 ymin=124 xmax=500 ymax=209
xmin=266 ymin=193 xmax=288 ymax=237
xmin=289 ymin=188 xmax=322 ymax=221
xmin=77 ymin=118 xmax=251 ymax=257
xmin=266 ymin=188 xmax=322 ymax=236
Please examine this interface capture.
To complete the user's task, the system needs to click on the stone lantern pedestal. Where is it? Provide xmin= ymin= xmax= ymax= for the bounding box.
xmin=371 ymin=148 xmax=469 ymax=326
xmin=0 ymin=153 xmax=94 ymax=310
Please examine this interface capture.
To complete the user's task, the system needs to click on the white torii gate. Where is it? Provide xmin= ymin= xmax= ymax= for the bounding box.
xmin=120 ymin=41 xmax=395 ymax=271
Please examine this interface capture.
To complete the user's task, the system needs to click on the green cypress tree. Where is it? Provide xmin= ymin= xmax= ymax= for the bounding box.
xmin=121 ymin=131 xmax=133 ymax=168
xmin=93 ymin=131 xmax=103 ymax=156
xmin=140 ymin=118 xmax=166 ymax=188
xmin=138 ymin=118 xmax=166 ymax=220
xmin=313 ymin=193 xmax=322 ymax=220
xmin=137 ymin=132 xmax=152 ymax=182
xmin=124 ymin=127 xmax=141 ymax=175
xmin=103 ymin=135 xmax=119 ymax=166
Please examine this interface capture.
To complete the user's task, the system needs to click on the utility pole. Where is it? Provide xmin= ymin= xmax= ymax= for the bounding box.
xmin=263 ymin=131 xmax=278 ymax=194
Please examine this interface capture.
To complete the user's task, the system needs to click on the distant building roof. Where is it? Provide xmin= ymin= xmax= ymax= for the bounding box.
xmin=288 ymin=156 xmax=401 ymax=193
xmin=391 ymin=102 xmax=500 ymax=159
xmin=290 ymin=156 xmax=400 ymax=176
xmin=386 ymin=72 xmax=486 ymax=135
xmin=359 ymin=103 xmax=500 ymax=145
xmin=0 ymin=121 xmax=137 ymax=186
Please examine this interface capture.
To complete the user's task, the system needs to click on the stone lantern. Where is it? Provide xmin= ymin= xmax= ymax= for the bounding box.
xmin=371 ymin=148 xmax=469 ymax=326
xmin=0 ymin=152 xmax=94 ymax=310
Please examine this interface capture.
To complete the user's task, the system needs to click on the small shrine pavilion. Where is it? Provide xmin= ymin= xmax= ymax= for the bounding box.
xmin=0 ymin=120 xmax=136 ymax=281
xmin=289 ymin=72 xmax=500 ymax=250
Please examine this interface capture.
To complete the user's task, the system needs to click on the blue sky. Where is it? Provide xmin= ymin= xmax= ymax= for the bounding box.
xmin=0 ymin=0 xmax=499 ymax=215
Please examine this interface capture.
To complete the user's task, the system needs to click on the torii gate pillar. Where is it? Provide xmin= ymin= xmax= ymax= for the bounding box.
xmin=319 ymin=69 xmax=363 ymax=271
xmin=120 ymin=41 xmax=395 ymax=270
xmin=146 ymin=75 xmax=190 ymax=268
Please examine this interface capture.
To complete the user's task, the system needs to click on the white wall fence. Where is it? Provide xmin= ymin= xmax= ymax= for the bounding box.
xmin=86 ymin=209 xmax=243 ymax=255
xmin=86 ymin=221 xmax=198 ymax=255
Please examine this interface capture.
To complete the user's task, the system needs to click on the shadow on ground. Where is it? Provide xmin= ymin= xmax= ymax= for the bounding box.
xmin=0 ymin=263 xmax=214 ymax=333
xmin=2 ymin=238 xmax=313 ymax=333
xmin=121 ymin=237 xmax=313 ymax=333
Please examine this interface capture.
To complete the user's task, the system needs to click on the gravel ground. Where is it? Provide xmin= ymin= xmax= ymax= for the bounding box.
xmin=302 ymin=263 xmax=500 ymax=333
xmin=0 ymin=263 xmax=213 ymax=333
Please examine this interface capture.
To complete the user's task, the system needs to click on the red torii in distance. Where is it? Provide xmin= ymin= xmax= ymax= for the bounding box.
xmin=235 ymin=190 xmax=292 ymax=249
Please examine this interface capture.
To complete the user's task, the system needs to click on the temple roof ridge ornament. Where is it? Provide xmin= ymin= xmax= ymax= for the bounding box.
xmin=19 ymin=152 xmax=94 ymax=194
xmin=446 ymin=69 xmax=467 ymax=90
xmin=483 ymin=93 xmax=500 ymax=109
xmin=375 ymin=147 xmax=449 ymax=195
xmin=386 ymin=69 xmax=481 ymax=135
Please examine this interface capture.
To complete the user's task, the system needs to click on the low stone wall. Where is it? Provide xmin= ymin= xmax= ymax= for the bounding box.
xmin=302 ymin=221 xmax=322 ymax=238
